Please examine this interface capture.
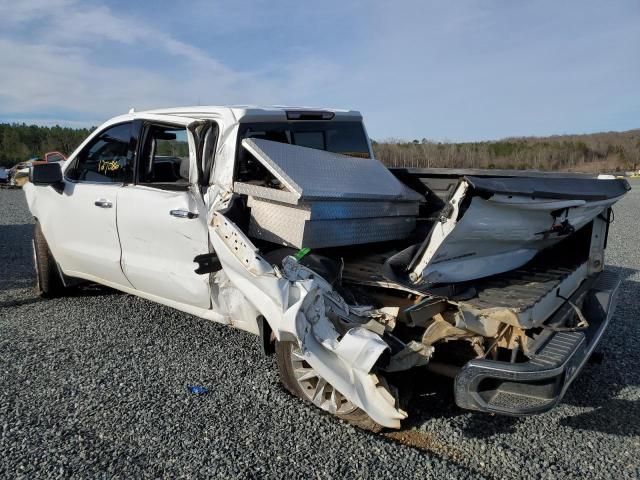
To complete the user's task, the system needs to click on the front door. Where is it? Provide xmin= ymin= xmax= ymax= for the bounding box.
xmin=44 ymin=122 xmax=135 ymax=287
xmin=116 ymin=122 xmax=211 ymax=309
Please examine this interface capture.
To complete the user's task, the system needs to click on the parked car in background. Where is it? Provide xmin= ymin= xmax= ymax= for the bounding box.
xmin=0 ymin=166 xmax=8 ymax=184
xmin=8 ymin=151 xmax=66 ymax=187
xmin=8 ymin=159 xmax=36 ymax=187
xmin=43 ymin=151 xmax=66 ymax=163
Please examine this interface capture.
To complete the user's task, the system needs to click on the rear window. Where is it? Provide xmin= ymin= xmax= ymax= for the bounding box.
xmin=236 ymin=120 xmax=370 ymax=183
xmin=238 ymin=121 xmax=370 ymax=157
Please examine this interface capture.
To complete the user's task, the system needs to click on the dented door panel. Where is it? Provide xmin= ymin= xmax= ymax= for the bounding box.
xmin=117 ymin=185 xmax=211 ymax=308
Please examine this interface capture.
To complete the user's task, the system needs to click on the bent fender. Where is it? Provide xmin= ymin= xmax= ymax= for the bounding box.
xmin=208 ymin=211 xmax=406 ymax=428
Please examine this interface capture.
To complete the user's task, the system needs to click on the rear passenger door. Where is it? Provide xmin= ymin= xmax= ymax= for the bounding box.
xmin=117 ymin=122 xmax=212 ymax=309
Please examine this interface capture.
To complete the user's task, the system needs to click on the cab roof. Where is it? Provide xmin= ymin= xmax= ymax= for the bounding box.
xmin=136 ymin=105 xmax=363 ymax=123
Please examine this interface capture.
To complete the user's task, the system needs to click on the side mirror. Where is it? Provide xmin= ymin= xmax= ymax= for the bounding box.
xmin=30 ymin=162 xmax=63 ymax=186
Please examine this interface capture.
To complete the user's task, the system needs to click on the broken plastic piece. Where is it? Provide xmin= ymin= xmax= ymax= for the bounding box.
xmin=294 ymin=247 xmax=311 ymax=261
xmin=187 ymin=385 xmax=209 ymax=395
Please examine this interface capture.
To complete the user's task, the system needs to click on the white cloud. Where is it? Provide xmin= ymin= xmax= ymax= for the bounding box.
xmin=0 ymin=0 xmax=342 ymax=123
xmin=0 ymin=0 xmax=638 ymax=139
xmin=0 ymin=0 xmax=72 ymax=24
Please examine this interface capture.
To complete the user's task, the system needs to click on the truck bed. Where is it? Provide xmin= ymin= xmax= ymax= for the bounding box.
xmin=454 ymin=258 xmax=588 ymax=329
xmin=342 ymin=249 xmax=589 ymax=329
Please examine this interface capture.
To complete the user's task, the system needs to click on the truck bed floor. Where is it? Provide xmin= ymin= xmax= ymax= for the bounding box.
xmin=342 ymin=251 xmax=589 ymax=328
xmin=460 ymin=259 xmax=586 ymax=312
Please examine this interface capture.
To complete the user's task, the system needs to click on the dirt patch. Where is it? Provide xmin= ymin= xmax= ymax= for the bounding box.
xmin=384 ymin=430 xmax=463 ymax=461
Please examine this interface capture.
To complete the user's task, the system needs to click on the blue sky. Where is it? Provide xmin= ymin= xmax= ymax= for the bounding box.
xmin=0 ymin=0 xmax=638 ymax=141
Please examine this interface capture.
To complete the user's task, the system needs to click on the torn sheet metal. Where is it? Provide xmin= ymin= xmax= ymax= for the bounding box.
xmin=213 ymin=269 xmax=261 ymax=335
xmin=385 ymin=341 xmax=433 ymax=372
xmin=401 ymin=179 xmax=627 ymax=285
xmin=209 ymin=211 xmax=407 ymax=428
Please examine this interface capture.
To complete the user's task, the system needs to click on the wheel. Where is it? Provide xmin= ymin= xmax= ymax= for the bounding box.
xmin=33 ymin=222 xmax=64 ymax=297
xmin=276 ymin=340 xmax=384 ymax=432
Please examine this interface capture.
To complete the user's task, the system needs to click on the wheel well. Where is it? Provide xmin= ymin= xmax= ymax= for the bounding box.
xmin=257 ymin=316 xmax=275 ymax=356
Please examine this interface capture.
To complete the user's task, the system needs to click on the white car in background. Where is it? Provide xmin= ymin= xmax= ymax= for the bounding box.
xmin=25 ymin=106 xmax=629 ymax=430
xmin=8 ymin=152 xmax=66 ymax=187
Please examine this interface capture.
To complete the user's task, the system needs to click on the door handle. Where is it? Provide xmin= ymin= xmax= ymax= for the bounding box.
xmin=94 ymin=199 xmax=113 ymax=208
xmin=170 ymin=209 xmax=198 ymax=219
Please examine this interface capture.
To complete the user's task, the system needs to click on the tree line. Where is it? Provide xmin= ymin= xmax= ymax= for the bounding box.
xmin=372 ymin=129 xmax=640 ymax=173
xmin=1 ymin=122 xmax=639 ymax=173
xmin=0 ymin=123 xmax=93 ymax=167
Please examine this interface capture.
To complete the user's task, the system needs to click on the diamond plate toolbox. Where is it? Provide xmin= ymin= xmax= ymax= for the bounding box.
xmin=235 ymin=139 xmax=423 ymax=248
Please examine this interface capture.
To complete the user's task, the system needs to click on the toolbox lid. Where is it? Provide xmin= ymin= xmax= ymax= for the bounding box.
xmin=238 ymin=138 xmax=423 ymax=205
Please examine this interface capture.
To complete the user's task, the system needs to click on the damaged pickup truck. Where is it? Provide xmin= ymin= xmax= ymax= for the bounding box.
xmin=25 ymin=106 xmax=630 ymax=431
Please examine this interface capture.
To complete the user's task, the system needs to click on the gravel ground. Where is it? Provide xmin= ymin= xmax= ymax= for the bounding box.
xmin=1 ymin=183 xmax=639 ymax=479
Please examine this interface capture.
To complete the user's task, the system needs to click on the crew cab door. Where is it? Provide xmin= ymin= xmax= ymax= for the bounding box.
xmin=44 ymin=122 xmax=136 ymax=287
xmin=116 ymin=121 xmax=211 ymax=309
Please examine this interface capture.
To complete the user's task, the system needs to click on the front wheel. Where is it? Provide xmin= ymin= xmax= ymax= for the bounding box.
xmin=275 ymin=340 xmax=384 ymax=432
xmin=33 ymin=222 xmax=65 ymax=297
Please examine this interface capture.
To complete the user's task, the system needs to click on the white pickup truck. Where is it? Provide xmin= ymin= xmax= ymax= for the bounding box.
xmin=25 ymin=106 xmax=629 ymax=431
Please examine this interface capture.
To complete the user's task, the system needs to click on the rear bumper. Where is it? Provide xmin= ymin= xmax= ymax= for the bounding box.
xmin=454 ymin=270 xmax=621 ymax=415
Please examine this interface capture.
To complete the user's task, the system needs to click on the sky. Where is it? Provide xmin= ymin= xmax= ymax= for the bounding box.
xmin=0 ymin=0 xmax=638 ymax=141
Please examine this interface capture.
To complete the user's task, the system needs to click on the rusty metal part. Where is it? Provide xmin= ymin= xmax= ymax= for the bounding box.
xmin=483 ymin=324 xmax=529 ymax=360
xmin=421 ymin=313 xmax=475 ymax=346
xmin=482 ymin=323 xmax=511 ymax=359
xmin=469 ymin=337 xmax=486 ymax=357
xmin=496 ymin=325 xmax=526 ymax=350
xmin=419 ymin=313 xmax=486 ymax=358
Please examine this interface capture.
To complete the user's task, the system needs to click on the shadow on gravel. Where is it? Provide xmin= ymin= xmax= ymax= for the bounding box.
xmin=557 ymin=266 xmax=640 ymax=437
xmin=0 ymin=285 xmax=119 ymax=309
xmin=559 ymin=399 xmax=639 ymax=436
xmin=0 ymin=221 xmax=120 ymax=299
xmin=64 ymin=284 xmax=122 ymax=297
xmin=0 ymin=224 xmax=35 ymax=292
xmin=396 ymin=370 xmax=521 ymax=439
xmin=0 ymin=295 xmax=45 ymax=309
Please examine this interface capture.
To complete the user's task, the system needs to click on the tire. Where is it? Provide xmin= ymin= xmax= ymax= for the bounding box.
xmin=33 ymin=222 xmax=64 ymax=297
xmin=276 ymin=340 xmax=384 ymax=432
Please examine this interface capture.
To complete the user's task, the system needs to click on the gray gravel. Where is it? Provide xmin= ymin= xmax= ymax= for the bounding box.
xmin=1 ymin=183 xmax=639 ymax=479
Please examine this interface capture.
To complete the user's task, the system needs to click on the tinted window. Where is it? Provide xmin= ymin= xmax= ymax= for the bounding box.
xmin=293 ymin=131 xmax=325 ymax=150
xmin=66 ymin=123 xmax=133 ymax=183
xmin=236 ymin=121 xmax=370 ymax=182
xmin=238 ymin=121 xmax=370 ymax=157
xmin=138 ymin=125 xmax=190 ymax=187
